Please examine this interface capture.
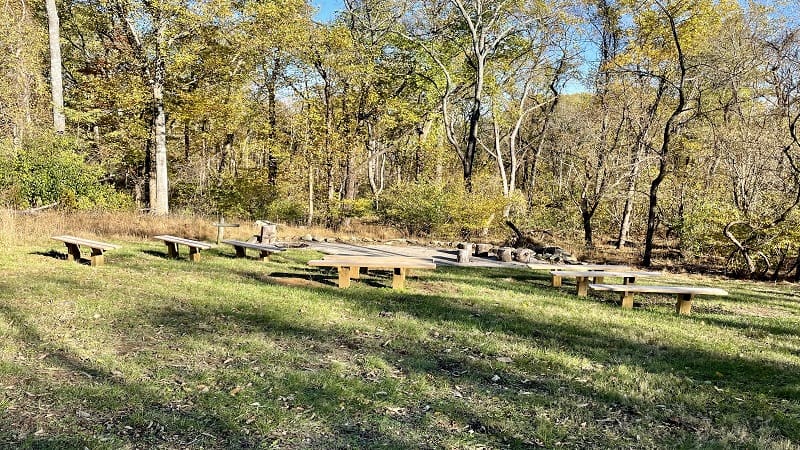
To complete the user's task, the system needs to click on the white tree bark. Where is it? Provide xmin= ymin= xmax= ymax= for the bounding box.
xmin=45 ymin=0 xmax=65 ymax=133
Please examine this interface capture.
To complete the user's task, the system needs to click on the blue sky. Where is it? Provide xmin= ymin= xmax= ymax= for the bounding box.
xmin=311 ymin=0 xmax=343 ymax=22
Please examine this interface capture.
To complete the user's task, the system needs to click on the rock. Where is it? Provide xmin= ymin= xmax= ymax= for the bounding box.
xmin=562 ymin=252 xmax=579 ymax=264
xmin=514 ymin=248 xmax=534 ymax=263
xmin=300 ymin=234 xmax=313 ymax=242
xmin=312 ymin=236 xmax=323 ymax=242
xmin=497 ymin=247 xmax=514 ymax=262
xmin=363 ymin=237 xmax=374 ymax=242
xmin=474 ymin=243 xmax=493 ymax=257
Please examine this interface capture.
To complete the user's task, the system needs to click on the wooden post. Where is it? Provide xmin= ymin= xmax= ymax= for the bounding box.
xmin=337 ymin=266 xmax=351 ymax=288
xmin=676 ymin=293 xmax=694 ymax=315
xmin=188 ymin=246 xmax=201 ymax=262
xmin=166 ymin=242 xmax=179 ymax=258
xmin=551 ymin=274 xmax=562 ymax=287
xmin=497 ymin=247 xmax=513 ymax=262
xmin=593 ymin=276 xmax=605 ymax=284
xmin=620 ymin=292 xmax=634 ymax=309
xmin=234 ymin=246 xmax=247 ymax=258
xmin=457 ymin=249 xmax=471 ymax=263
xmin=90 ymin=248 xmax=105 ymax=266
xmin=576 ymin=276 xmax=589 ymax=297
xmin=623 ymin=276 xmax=635 ymax=285
xmin=392 ymin=267 xmax=406 ymax=290
xmin=65 ymin=243 xmax=81 ymax=262
xmin=349 ymin=266 xmax=361 ymax=279
xmin=258 ymin=250 xmax=270 ymax=261
xmin=216 ymin=216 xmax=225 ymax=244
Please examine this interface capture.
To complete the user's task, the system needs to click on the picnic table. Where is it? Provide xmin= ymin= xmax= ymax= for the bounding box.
xmin=589 ymin=284 xmax=729 ymax=314
xmin=550 ymin=269 xmax=662 ymax=296
xmin=308 ymin=255 xmax=436 ymax=289
xmin=153 ymin=235 xmax=214 ymax=262
xmin=51 ymin=235 xmax=120 ymax=266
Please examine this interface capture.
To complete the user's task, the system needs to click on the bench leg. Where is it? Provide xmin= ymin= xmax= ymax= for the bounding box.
xmin=349 ymin=266 xmax=360 ymax=279
xmin=258 ymin=250 xmax=270 ymax=262
xmin=620 ymin=292 xmax=634 ymax=309
xmin=65 ymin=243 xmax=81 ymax=262
xmin=166 ymin=242 xmax=179 ymax=258
xmin=551 ymin=274 xmax=562 ymax=287
xmin=576 ymin=276 xmax=589 ymax=297
xmin=676 ymin=293 xmax=694 ymax=315
xmin=234 ymin=246 xmax=247 ymax=258
xmin=392 ymin=268 xmax=407 ymax=290
xmin=189 ymin=247 xmax=201 ymax=262
xmin=623 ymin=276 xmax=635 ymax=285
xmin=593 ymin=276 xmax=605 ymax=284
xmin=337 ymin=266 xmax=351 ymax=288
xmin=90 ymin=248 xmax=105 ymax=266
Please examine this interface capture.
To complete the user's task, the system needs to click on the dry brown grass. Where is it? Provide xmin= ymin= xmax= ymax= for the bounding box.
xmin=0 ymin=210 xmax=405 ymax=245
xmin=0 ymin=210 xmax=219 ymax=244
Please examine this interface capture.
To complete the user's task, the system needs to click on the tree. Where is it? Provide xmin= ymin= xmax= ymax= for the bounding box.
xmin=45 ymin=0 xmax=65 ymax=133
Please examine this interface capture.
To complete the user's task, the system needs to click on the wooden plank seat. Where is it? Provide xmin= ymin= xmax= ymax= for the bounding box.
xmin=153 ymin=235 xmax=214 ymax=262
xmin=308 ymin=256 xmax=436 ymax=289
xmin=222 ymin=239 xmax=285 ymax=261
xmin=589 ymin=284 xmax=729 ymax=315
xmin=528 ymin=263 xmax=634 ymax=271
xmin=550 ymin=270 xmax=662 ymax=296
xmin=51 ymin=235 xmax=120 ymax=266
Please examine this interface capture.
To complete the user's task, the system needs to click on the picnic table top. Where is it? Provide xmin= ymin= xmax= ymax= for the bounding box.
xmin=589 ymin=283 xmax=728 ymax=296
xmin=153 ymin=235 xmax=214 ymax=249
xmin=52 ymin=235 xmax=120 ymax=250
xmin=309 ymin=255 xmax=436 ymax=269
xmin=551 ymin=269 xmax=662 ymax=277
xmin=222 ymin=239 xmax=285 ymax=251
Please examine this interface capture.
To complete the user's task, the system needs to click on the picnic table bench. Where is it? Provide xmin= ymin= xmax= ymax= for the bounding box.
xmin=589 ymin=284 xmax=729 ymax=315
xmin=153 ymin=235 xmax=214 ymax=262
xmin=550 ymin=270 xmax=662 ymax=296
xmin=222 ymin=239 xmax=285 ymax=261
xmin=308 ymin=255 xmax=436 ymax=289
xmin=51 ymin=235 xmax=120 ymax=266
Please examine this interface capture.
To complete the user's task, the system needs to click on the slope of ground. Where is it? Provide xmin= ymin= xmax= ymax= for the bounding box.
xmin=0 ymin=237 xmax=798 ymax=448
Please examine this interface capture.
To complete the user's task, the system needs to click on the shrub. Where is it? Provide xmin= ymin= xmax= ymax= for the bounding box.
xmin=379 ymin=179 xmax=512 ymax=237
xmin=0 ymin=135 xmax=132 ymax=210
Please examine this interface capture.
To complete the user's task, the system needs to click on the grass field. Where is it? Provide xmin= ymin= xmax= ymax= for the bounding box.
xmin=0 ymin=236 xmax=799 ymax=449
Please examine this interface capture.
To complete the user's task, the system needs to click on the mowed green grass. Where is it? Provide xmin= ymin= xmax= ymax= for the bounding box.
xmin=0 ymin=239 xmax=798 ymax=449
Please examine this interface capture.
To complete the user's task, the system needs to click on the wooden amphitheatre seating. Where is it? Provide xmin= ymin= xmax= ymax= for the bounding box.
xmin=308 ymin=255 xmax=436 ymax=290
xmin=153 ymin=235 xmax=214 ymax=262
xmin=550 ymin=269 xmax=662 ymax=297
xmin=589 ymin=284 xmax=729 ymax=315
xmin=222 ymin=239 xmax=285 ymax=261
xmin=51 ymin=235 xmax=120 ymax=266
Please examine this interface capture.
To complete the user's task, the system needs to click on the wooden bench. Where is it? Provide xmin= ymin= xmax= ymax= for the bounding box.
xmin=550 ymin=270 xmax=662 ymax=296
xmin=222 ymin=239 xmax=285 ymax=261
xmin=308 ymin=256 xmax=436 ymax=289
xmin=589 ymin=284 xmax=729 ymax=315
xmin=153 ymin=235 xmax=214 ymax=262
xmin=528 ymin=263 xmax=636 ymax=271
xmin=51 ymin=235 xmax=120 ymax=266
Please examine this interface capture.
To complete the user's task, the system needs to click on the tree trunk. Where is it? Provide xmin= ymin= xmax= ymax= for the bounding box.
xmin=45 ymin=0 xmax=65 ymax=133
xmin=150 ymin=22 xmax=169 ymax=215
xmin=218 ymin=133 xmax=234 ymax=174
xmin=307 ymin=164 xmax=315 ymax=226
xmin=581 ymin=199 xmax=594 ymax=247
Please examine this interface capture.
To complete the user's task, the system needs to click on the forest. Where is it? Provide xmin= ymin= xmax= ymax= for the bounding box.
xmin=1 ymin=0 xmax=799 ymax=277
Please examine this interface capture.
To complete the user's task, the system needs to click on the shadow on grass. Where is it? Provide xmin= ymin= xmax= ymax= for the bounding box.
xmin=133 ymin=279 xmax=800 ymax=443
xmin=4 ymin=261 xmax=800 ymax=447
xmin=31 ymin=250 xmax=94 ymax=266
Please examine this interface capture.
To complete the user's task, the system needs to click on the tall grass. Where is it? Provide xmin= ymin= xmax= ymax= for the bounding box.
xmin=0 ymin=210 xmax=405 ymax=245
